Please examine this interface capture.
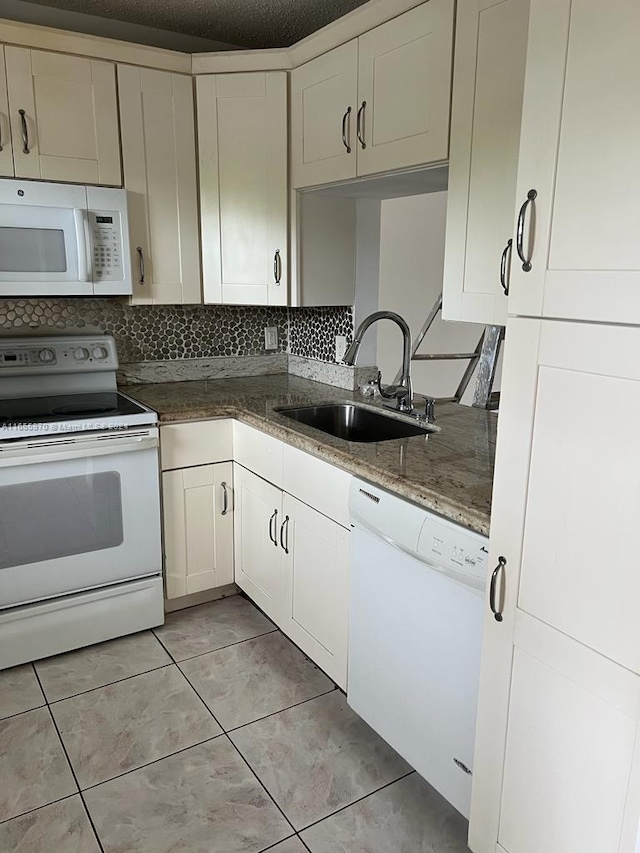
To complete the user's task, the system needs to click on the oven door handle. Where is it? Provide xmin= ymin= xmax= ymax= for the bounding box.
xmin=0 ymin=433 xmax=158 ymax=467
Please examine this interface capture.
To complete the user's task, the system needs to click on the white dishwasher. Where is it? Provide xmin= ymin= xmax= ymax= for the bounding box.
xmin=348 ymin=478 xmax=488 ymax=819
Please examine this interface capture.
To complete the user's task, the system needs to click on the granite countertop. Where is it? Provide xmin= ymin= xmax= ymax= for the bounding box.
xmin=123 ymin=373 xmax=496 ymax=536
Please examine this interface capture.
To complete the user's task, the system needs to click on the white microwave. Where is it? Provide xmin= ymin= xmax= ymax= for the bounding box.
xmin=0 ymin=180 xmax=132 ymax=297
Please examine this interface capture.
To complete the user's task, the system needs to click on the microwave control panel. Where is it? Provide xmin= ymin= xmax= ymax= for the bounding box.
xmin=89 ymin=211 xmax=124 ymax=281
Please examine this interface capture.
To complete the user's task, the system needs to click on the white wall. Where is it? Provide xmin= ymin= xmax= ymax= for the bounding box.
xmin=374 ymin=192 xmax=501 ymax=406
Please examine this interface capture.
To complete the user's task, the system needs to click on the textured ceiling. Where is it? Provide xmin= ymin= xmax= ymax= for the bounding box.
xmin=16 ymin=0 xmax=372 ymax=48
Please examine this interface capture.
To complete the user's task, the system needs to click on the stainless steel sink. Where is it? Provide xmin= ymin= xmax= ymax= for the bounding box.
xmin=275 ymin=403 xmax=432 ymax=443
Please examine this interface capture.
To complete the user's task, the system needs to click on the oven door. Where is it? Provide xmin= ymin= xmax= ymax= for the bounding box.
xmin=0 ymin=429 xmax=162 ymax=609
xmin=0 ymin=194 xmax=92 ymax=297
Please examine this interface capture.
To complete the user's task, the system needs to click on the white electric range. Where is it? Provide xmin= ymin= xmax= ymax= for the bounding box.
xmin=0 ymin=335 xmax=164 ymax=670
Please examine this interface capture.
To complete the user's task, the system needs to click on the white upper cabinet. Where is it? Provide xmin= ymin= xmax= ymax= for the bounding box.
xmin=291 ymin=42 xmax=358 ymax=189
xmin=508 ymin=0 xmax=640 ymax=324
xmin=4 ymin=46 xmax=121 ymax=185
xmin=356 ymin=0 xmax=453 ymax=177
xmin=198 ymin=72 xmax=288 ymax=306
xmin=291 ymin=0 xmax=454 ymax=189
xmin=442 ymin=0 xmax=530 ymax=325
xmin=118 ymin=65 xmax=201 ymax=305
xmin=470 ymin=317 xmax=640 ymax=852
xmin=0 ymin=47 xmax=13 ymax=178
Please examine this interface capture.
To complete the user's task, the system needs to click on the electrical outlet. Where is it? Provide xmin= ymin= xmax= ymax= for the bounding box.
xmin=335 ymin=335 xmax=348 ymax=362
xmin=264 ymin=326 xmax=278 ymax=351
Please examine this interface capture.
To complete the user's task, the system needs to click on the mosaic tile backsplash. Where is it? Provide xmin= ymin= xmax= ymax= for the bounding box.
xmin=0 ymin=300 xmax=354 ymax=364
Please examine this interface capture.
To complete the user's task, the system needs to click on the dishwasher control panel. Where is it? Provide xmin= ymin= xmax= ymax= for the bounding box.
xmin=417 ymin=515 xmax=489 ymax=589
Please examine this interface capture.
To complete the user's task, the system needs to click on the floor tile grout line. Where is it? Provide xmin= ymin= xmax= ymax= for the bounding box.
xmin=297 ymin=833 xmax=313 ymax=853
xmin=221 ymin=685 xmax=339 ymax=736
xmin=78 ymin=732 xmax=225 ymax=794
xmin=224 ymin=732 xmax=298 ymax=838
xmin=296 ymin=769 xmax=417 ymax=836
xmin=256 ymin=833 xmax=299 ymax=853
xmin=0 ymin=700 xmax=48 ymax=723
xmin=0 ymin=792 xmax=78 ymax=828
xmin=39 ymin=660 xmax=175 ymax=706
xmin=31 ymin=668 xmax=106 ymax=853
xmin=152 ymin=625 xmax=279 ymax=663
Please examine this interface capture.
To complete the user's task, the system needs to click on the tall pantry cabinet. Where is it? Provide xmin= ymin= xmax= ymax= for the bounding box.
xmin=471 ymin=2 xmax=640 ymax=852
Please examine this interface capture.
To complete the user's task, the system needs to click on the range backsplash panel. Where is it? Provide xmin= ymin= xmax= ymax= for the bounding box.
xmin=0 ymin=300 xmax=353 ymax=364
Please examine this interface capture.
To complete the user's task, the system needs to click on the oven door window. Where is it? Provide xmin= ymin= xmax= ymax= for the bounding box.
xmin=0 ymin=471 xmax=123 ymax=569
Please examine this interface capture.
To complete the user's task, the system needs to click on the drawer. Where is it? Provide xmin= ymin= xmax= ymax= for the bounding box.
xmin=160 ymin=420 xmax=233 ymax=470
xmin=233 ymin=421 xmax=283 ymax=487
xmin=283 ymin=443 xmax=351 ymax=528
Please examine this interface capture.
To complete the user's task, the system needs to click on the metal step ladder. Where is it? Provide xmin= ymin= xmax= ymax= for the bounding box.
xmin=395 ymin=293 xmax=504 ymax=409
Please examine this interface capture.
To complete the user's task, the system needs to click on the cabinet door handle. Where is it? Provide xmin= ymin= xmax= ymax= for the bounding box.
xmin=356 ymin=101 xmax=367 ymax=149
xmin=489 ymin=556 xmax=506 ymax=622
xmin=136 ymin=246 xmax=145 ymax=284
xmin=279 ymin=515 xmax=290 ymax=554
xmin=341 ymin=106 xmax=352 ymax=153
xmin=18 ymin=109 xmax=30 ymax=154
xmin=500 ymin=238 xmax=513 ymax=295
xmin=0 ymin=115 xmax=3 ymax=152
xmin=221 ymin=481 xmax=229 ymax=516
xmin=273 ymin=249 xmax=282 ymax=285
xmin=269 ymin=509 xmax=278 ymax=546
xmin=515 ymin=189 xmax=537 ymax=272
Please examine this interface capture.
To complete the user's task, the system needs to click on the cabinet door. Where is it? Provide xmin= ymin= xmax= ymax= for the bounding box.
xmin=509 ymin=0 xmax=640 ymax=324
xmin=442 ymin=0 xmax=529 ymax=325
xmin=5 ymin=47 xmax=121 ymax=185
xmin=290 ymin=41 xmax=358 ymax=189
xmin=233 ymin=464 xmax=283 ymax=622
xmin=162 ymin=462 xmax=233 ymax=600
xmin=119 ymin=66 xmax=201 ymax=305
xmin=355 ymin=0 xmax=454 ymax=177
xmin=281 ymin=494 xmax=349 ymax=689
xmin=496 ymin=613 xmax=640 ymax=853
xmin=470 ymin=317 xmax=640 ymax=852
xmin=0 ymin=47 xmax=14 ymax=177
xmin=198 ymin=72 xmax=288 ymax=306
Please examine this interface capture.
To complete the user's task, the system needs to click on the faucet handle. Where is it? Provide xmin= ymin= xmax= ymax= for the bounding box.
xmin=424 ymin=397 xmax=436 ymax=423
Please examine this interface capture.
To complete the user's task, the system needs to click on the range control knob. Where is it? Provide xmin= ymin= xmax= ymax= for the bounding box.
xmin=38 ymin=348 xmax=55 ymax=363
xmin=74 ymin=347 xmax=90 ymax=361
xmin=92 ymin=346 xmax=108 ymax=360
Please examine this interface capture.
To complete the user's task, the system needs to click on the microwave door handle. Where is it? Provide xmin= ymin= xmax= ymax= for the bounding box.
xmin=73 ymin=208 xmax=91 ymax=282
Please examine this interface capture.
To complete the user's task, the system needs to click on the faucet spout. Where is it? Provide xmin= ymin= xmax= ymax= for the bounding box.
xmin=344 ymin=311 xmax=413 ymax=412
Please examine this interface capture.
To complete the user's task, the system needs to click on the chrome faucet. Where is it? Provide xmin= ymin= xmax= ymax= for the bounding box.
xmin=343 ymin=311 xmax=414 ymax=413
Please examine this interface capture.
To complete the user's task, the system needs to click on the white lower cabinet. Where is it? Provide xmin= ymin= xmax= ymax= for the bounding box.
xmin=162 ymin=461 xmax=233 ymax=599
xmin=281 ymin=494 xmax=349 ymax=688
xmin=160 ymin=421 xmax=234 ymax=601
xmin=496 ymin=613 xmax=640 ymax=853
xmin=233 ymin=423 xmax=351 ymax=688
xmin=233 ymin=464 xmax=284 ymax=623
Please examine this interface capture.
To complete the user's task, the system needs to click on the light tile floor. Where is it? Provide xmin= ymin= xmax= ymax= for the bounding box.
xmin=0 ymin=594 xmax=471 ymax=853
